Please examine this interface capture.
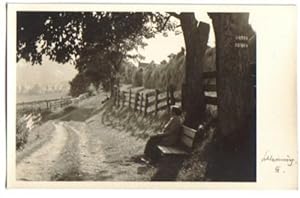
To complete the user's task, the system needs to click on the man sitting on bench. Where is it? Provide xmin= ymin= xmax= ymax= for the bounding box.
xmin=141 ymin=105 xmax=183 ymax=164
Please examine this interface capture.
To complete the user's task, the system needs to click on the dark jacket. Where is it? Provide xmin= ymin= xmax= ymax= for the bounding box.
xmin=160 ymin=116 xmax=182 ymax=146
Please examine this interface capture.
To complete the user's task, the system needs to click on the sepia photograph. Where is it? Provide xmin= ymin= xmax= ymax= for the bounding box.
xmin=5 ymin=3 xmax=297 ymax=189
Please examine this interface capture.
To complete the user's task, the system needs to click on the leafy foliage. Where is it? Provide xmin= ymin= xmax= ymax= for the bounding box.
xmin=120 ymin=61 xmax=138 ymax=84
xmin=120 ymin=47 xmax=216 ymax=91
xmin=17 ymin=12 xmax=178 ymax=95
xmin=17 ymin=12 xmax=177 ymax=65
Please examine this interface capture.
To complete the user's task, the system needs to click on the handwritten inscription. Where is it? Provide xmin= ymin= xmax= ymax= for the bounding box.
xmin=261 ymin=151 xmax=295 ymax=166
xmin=261 ymin=151 xmax=296 ymax=173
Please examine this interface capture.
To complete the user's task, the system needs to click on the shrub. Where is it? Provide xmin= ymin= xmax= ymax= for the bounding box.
xmin=16 ymin=113 xmax=42 ymax=150
xmin=120 ymin=61 xmax=137 ymax=84
xmin=120 ymin=47 xmax=216 ymax=91
xmin=142 ymin=50 xmax=186 ymax=91
xmin=16 ymin=114 xmax=29 ymax=150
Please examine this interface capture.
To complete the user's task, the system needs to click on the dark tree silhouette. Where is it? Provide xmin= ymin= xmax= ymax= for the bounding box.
xmin=17 ymin=12 xmax=176 ymax=95
xmin=69 ymin=73 xmax=90 ymax=97
xmin=17 ymin=11 xmax=210 ymax=128
xmin=17 ymin=12 xmax=177 ymax=64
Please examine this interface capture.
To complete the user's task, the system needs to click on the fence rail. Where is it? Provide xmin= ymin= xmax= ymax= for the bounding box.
xmin=17 ymin=97 xmax=73 ymax=112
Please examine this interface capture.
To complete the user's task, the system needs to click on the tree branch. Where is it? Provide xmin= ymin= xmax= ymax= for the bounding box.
xmin=160 ymin=15 xmax=171 ymax=31
xmin=167 ymin=12 xmax=181 ymax=19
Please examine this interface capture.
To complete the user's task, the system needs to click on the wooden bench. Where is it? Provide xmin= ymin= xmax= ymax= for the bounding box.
xmin=157 ymin=125 xmax=198 ymax=156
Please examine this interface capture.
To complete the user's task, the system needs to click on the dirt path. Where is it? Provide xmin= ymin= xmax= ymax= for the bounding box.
xmin=16 ymin=99 xmax=154 ymax=181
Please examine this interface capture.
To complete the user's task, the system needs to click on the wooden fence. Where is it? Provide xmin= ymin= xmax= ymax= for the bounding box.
xmin=114 ymin=71 xmax=218 ymax=116
xmin=17 ymin=97 xmax=73 ymax=112
xmin=114 ymin=87 xmax=177 ymax=116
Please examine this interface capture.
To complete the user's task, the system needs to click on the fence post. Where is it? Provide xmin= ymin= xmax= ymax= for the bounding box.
xmin=134 ymin=92 xmax=139 ymax=112
xmin=140 ymin=93 xmax=144 ymax=113
xmin=113 ymin=87 xmax=117 ymax=105
xmin=181 ymin=83 xmax=186 ymax=110
xmin=155 ymin=89 xmax=159 ymax=116
xmin=144 ymin=93 xmax=148 ymax=116
xmin=122 ymin=91 xmax=125 ymax=107
xmin=115 ymin=88 xmax=118 ymax=106
xmin=170 ymin=86 xmax=175 ymax=106
xmin=166 ymin=88 xmax=170 ymax=112
xmin=129 ymin=89 xmax=132 ymax=108
xmin=117 ymin=89 xmax=121 ymax=107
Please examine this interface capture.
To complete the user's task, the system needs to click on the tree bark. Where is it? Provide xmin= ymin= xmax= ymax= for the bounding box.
xmin=110 ymin=75 xmax=115 ymax=97
xmin=209 ymin=13 xmax=254 ymax=137
xmin=180 ymin=13 xmax=210 ymax=129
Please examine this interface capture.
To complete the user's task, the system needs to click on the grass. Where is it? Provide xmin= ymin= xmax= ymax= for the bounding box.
xmin=101 ymin=100 xmax=171 ymax=141
xmin=16 ymin=121 xmax=55 ymax=164
xmin=16 ymin=111 xmax=45 ymax=151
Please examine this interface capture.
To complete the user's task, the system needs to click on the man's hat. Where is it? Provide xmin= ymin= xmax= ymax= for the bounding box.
xmin=171 ymin=105 xmax=182 ymax=115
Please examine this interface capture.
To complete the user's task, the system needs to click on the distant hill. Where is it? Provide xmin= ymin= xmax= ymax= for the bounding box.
xmin=17 ymin=81 xmax=71 ymax=95
xmin=17 ymin=58 xmax=78 ymax=87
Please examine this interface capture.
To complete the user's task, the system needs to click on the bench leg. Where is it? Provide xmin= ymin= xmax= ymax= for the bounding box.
xmin=144 ymin=135 xmax=165 ymax=162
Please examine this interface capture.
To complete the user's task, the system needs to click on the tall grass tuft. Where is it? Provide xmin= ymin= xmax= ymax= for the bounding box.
xmin=16 ymin=113 xmax=42 ymax=150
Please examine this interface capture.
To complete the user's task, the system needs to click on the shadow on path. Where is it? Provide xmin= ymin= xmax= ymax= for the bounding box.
xmin=151 ymin=156 xmax=185 ymax=181
xmin=44 ymin=105 xmax=103 ymax=122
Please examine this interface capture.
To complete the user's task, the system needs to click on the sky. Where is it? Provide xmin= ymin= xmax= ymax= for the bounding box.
xmin=17 ymin=12 xmax=258 ymax=86
xmin=141 ymin=12 xmax=258 ymax=63
xmin=139 ymin=12 xmax=216 ymax=63
xmin=17 ymin=58 xmax=78 ymax=86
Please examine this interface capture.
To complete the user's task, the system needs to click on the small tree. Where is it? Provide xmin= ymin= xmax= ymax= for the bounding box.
xmin=69 ymin=73 xmax=90 ymax=97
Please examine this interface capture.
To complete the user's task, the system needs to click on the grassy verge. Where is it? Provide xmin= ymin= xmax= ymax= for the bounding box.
xmin=101 ymin=100 xmax=171 ymax=140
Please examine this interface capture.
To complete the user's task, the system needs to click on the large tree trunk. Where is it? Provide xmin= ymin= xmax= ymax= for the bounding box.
xmin=180 ymin=13 xmax=210 ymax=129
xmin=207 ymin=13 xmax=256 ymax=180
xmin=209 ymin=13 xmax=254 ymax=137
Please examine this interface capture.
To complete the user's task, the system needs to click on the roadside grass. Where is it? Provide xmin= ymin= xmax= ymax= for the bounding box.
xmin=101 ymin=100 xmax=171 ymax=140
xmin=16 ymin=121 xmax=55 ymax=164
xmin=16 ymin=111 xmax=46 ymax=151
xmin=16 ymin=102 xmax=77 ymax=152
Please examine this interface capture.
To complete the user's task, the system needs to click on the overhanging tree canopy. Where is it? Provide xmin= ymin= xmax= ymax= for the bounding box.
xmin=17 ymin=11 xmax=177 ymax=95
xmin=17 ymin=12 xmax=177 ymax=64
xmin=17 ymin=11 xmax=211 ymax=129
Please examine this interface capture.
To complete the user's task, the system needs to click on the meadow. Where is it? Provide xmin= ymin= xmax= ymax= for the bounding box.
xmin=17 ymin=91 xmax=68 ymax=103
